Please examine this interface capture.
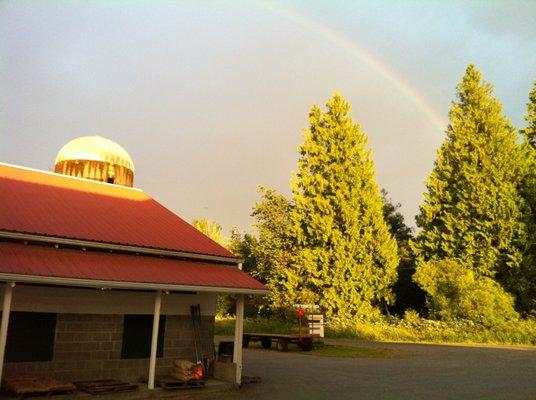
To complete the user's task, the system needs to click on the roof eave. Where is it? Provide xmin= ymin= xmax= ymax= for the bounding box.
xmin=0 ymin=273 xmax=269 ymax=296
xmin=0 ymin=230 xmax=243 ymax=265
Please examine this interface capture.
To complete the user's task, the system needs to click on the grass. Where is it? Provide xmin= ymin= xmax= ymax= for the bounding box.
xmin=244 ymin=340 xmax=395 ymax=358
xmin=215 ymin=315 xmax=536 ymax=346
xmin=215 ymin=317 xmax=295 ymax=336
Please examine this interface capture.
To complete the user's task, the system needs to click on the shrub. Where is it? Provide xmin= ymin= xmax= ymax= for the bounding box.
xmin=414 ymin=259 xmax=518 ymax=326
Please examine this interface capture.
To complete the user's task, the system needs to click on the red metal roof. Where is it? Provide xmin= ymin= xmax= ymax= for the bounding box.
xmin=0 ymin=164 xmax=234 ymax=258
xmin=0 ymin=242 xmax=266 ymax=292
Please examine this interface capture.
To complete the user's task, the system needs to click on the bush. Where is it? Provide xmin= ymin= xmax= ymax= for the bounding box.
xmin=414 ymin=259 xmax=518 ymax=326
xmin=324 ymin=316 xmax=536 ymax=345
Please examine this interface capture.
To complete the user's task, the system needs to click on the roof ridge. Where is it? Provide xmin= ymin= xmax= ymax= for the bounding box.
xmin=0 ymin=161 xmax=144 ymax=192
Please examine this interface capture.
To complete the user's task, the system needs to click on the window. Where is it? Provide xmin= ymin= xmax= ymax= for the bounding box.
xmin=121 ymin=315 xmax=166 ymax=359
xmin=5 ymin=312 xmax=57 ymax=362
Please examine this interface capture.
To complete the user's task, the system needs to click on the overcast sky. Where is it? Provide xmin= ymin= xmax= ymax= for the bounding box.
xmin=1 ymin=0 xmax=535 ymax=233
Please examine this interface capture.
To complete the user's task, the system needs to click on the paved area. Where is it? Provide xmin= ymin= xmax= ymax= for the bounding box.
xmin=200 ymin=338 xmax=536 ymax=400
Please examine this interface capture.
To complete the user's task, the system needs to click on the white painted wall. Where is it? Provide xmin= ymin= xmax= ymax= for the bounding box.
xmin=1 ymin=285 xmax=217 ymax=315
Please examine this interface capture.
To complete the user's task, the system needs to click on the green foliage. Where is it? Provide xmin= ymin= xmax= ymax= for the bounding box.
xmin=215 ymin=316 xmax=536 ymax=346
xmin=522 ymin=81 xmax=536 ymax=147
xmin=191 ymin=218 xmax=226 ymax=245
xmin=413 ymin=65 xmax=528 ymax=321
xmin=228 ymin=229 xmax=259 ymax=278
xmin=226 ymin=229 xmax=273 ymax=318
xmin=381 ymin=189 xmax=413 ymax=243
xmin=290 ymin=93 xmax=399 ymax=320
xmin=503 ymin=81 xmax=536 ymax=315
xmin=414 ymin=259 xmax=518 ymax=326
xmin=214 ymin=316 xmax=296 ymax=335
xmin=326 ymin=316 xmax=536 ymax=346
xmin=381 ymin=190 xmax=425 ymax=315
xmin=251 ymin=187 xmax=297 ymax=311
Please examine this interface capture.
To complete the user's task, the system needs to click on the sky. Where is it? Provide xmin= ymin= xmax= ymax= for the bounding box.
xmin=1 ymin=0 xmax=535 ymax=234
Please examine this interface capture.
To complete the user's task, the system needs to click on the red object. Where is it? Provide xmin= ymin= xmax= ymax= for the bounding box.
xmin=0 ymin=164 xmax=234 ymax=258
xmin=194 ymin=364 xmax=204 ymax=381
xmin=0 ymin=242 xmax=266 ymax=291
xmin=296 ymin=307 xmax=304 ymax=318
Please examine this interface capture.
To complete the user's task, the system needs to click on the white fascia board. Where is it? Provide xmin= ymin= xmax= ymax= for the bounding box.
xmin=0 ymin=273 xmax=269 ymax=295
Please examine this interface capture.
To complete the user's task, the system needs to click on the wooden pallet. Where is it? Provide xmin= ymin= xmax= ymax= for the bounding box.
xmin=3 ymin=377 xmax=76 ymax=398
xmin=156 ymin=377 xmax=205 ymax=390
xmin=74 ymin=379 xmax=138 ymax=395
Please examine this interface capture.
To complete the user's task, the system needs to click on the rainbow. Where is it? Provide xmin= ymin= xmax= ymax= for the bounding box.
xmin=254 ymin=0 xmax=447 ymax=132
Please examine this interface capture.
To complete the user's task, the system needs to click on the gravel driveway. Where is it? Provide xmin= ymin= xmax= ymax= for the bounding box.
xmin=201 ymin=338 xmax=536 ymax=400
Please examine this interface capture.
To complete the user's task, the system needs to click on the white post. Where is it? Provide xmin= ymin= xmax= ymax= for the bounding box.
xmin=0 ymin=282 xmax=15 ymax=389
xmin=233 ymin=293 xmax=245 ymax=385
xmin=148 ymin=290 xmax=162 ymax=390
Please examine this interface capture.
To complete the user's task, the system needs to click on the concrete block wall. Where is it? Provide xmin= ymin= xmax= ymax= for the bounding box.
xmin=3 ymin=313 xmax=215 ymax=382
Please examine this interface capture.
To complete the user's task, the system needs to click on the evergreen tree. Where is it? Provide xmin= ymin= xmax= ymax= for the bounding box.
xmin=381 ymin=190 xmax=425 ymax=314
xmin=291 ymin=93 xmax=399 ymax=320
xmin=412 ymin=65 xmax=526 ymax=320
xmin=503 ymin=81 xmax=536 ymax=315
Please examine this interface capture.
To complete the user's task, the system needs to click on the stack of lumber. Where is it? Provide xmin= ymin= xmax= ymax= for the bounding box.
xmin=3 ymin=376 xmax=76 ymax=396
xmin=170 ymin=359 xmax=196 ymax=382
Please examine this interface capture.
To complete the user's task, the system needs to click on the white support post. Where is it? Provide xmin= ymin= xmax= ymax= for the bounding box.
xmin=233 ymin=293 xmax=245 ymax=385
xmin=0 ymin=282 xmax=15 ymax=389
xmin=148 ymin=290 xmax=162 ymax=390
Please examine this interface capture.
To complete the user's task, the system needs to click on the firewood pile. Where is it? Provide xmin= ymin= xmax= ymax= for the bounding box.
xmin=2 ymin=376 xmax=76 ymax=397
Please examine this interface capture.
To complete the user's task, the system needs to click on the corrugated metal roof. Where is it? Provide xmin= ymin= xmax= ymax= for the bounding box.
xmin=0 ymin=242 xmax=266 ymax=292
xmin=0 ymin=163 xmax=234 ymax=259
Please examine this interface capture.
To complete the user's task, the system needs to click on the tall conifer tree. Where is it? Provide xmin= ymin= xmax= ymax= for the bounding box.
xmin=503 ymin=81 xmax=536 ymax=314
xmin=413 ymin=65 xmax=526 ymax=317
xmin=291 ymin=93 xmax=398 ymax=320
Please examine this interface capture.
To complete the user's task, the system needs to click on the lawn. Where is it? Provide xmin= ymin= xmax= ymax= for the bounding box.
xmin=244 ymin=341 xmax=396 ymax=358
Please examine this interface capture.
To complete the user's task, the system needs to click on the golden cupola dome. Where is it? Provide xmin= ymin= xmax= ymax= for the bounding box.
xmin=54 ymin=136 xmax=135 ymax=187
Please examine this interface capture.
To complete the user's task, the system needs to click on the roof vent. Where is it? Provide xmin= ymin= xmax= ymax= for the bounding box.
xmin=54 ymin=136 xmax=134 ymax=187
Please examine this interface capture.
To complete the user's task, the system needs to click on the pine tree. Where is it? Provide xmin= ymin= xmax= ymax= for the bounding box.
xmin=503 ymin=81 xmax=536 ymax=315
xmin=291 ymin=93 xmax=398 ymax=320
xmin=412 ymin=65 xmax=526 ymax=320
xmin=523 ymin=81 xmax=536 ymax=147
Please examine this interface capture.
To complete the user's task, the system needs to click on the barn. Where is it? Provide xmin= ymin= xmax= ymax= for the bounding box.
xmin=0 ymin=136 xmax=267 ymax=390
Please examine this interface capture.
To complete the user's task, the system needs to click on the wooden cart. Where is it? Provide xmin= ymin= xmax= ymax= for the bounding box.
xmin=242 ymin=333 xmax=315 ymax=352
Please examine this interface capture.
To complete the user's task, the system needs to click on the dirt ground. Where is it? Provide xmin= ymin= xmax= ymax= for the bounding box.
xmin=196 ymin=338 xmax=536 ymax=400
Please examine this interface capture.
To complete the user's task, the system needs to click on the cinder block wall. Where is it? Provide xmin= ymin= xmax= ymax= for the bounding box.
xmin=3 ymin=314 xmax=215 ymax=382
